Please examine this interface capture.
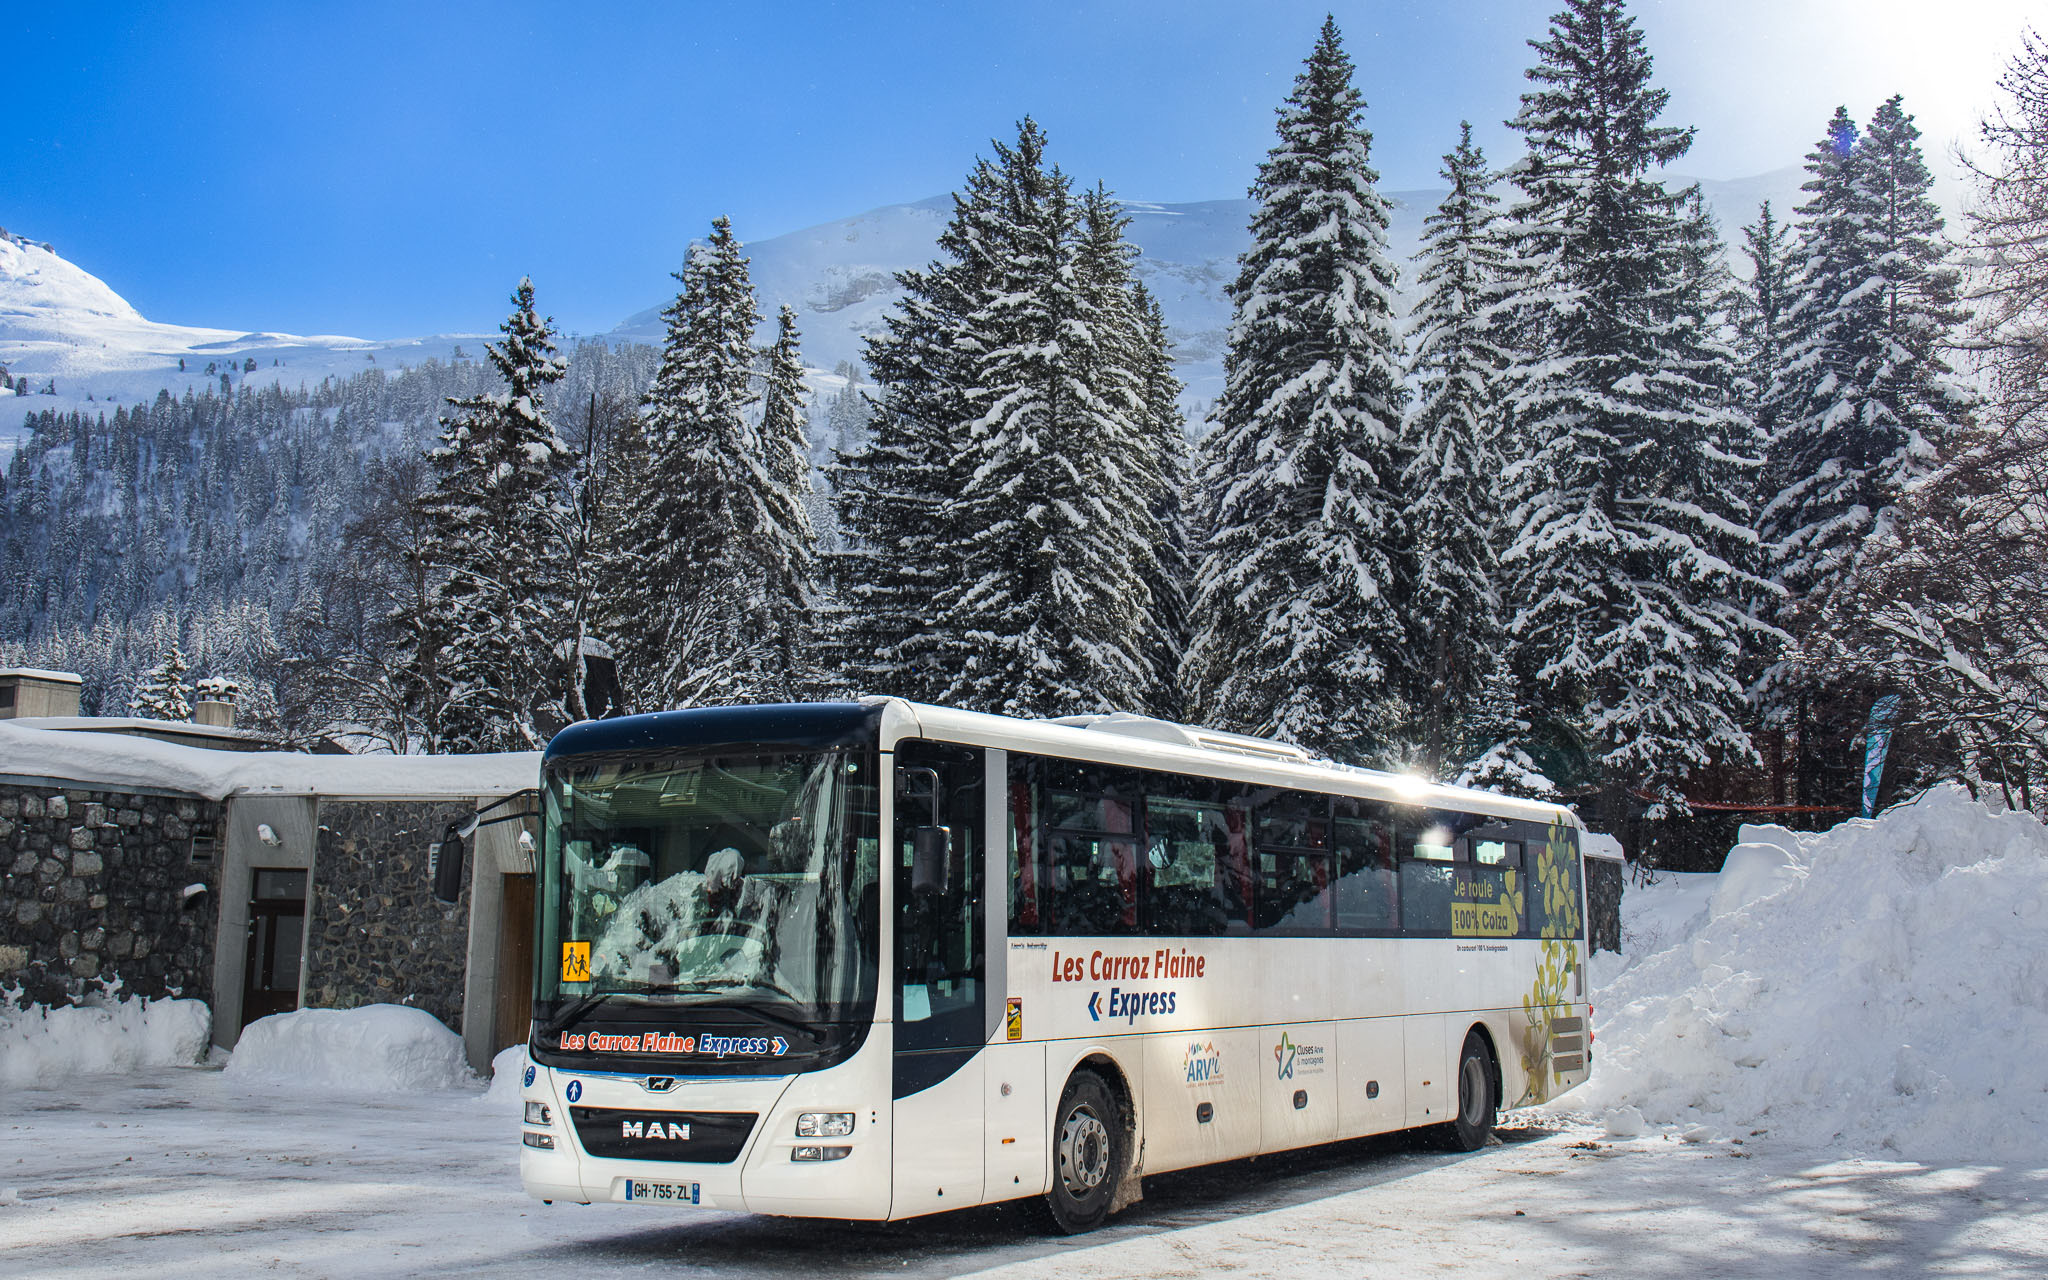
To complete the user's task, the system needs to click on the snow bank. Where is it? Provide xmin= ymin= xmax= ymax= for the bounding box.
xmin=1564 ymin=786 xmax=2048 ymax=1162
xmin=480 ymin=1044 xmax=527 ymax=1109
xmin=224 ymin=1004 xmax=476 ymax=1093
xmin=0 ymin=993 xmax=210 ymax=1087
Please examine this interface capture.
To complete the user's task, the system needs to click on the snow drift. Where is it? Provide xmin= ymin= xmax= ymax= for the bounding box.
xmin=481 ymin=1044 xmax=527 ymax=1109
xmin=225 ymin=1004 xmax=475 ymax=1093
xmin=0 ymin=992 xmax=211 ymax=1087
xmin=1565 ymin=786 xmax=2048 ymax=1161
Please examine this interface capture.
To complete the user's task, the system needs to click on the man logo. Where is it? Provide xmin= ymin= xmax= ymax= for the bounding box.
xmin=622 ymin=1120 xmax=692 ymax=1140
xmin=645 ymin=1077 xmax=677 ymax=1092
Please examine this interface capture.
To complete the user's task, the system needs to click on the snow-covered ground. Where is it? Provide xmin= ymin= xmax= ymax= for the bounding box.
xmin=4 ymin=786 xmax=2046 ymax=1276
xmin=2 ymin=1071 xmax=2041 ymax=1278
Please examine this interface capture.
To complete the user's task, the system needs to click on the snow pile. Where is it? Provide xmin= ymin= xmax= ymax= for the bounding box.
xmin=225 ymin=1005 xmax=475 ymax=1093
xmin=0 ymin=992 xmax=211 ymax=1087
xmin=1567 ymin=786 xmax=2048 ymax=1161
xmin=480 ymin=1044 xmax=527 ymax=1109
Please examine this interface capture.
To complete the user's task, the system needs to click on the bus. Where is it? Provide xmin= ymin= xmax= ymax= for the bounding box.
xmin=518 ymin=698 xmax=1590 ymax=1232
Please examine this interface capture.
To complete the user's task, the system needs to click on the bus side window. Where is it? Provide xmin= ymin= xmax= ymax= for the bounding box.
xmin=1333 ymin=800 xmax=1396 ymax=933
xmin=1457 ymin=832 xmax=1520 ymax=936
xmin=1252 ymin=797 xmax=1334 ymax=934
xmin=1398 ymin=817 xmax=1458 ymax=935
xmin=1007 ymin=776 xmax=1040 ymax=935
xmin=1044 ymin=784 xmax=1138 ymax=936
xmin=1143 ymin=794 xmax=1241 ymax=936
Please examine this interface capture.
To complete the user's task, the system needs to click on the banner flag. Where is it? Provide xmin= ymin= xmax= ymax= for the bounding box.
xmin=1861 ymin=694 xmax=1903 ymax=819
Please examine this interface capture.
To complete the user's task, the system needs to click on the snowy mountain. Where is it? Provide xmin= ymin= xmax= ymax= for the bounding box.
xmin=610 ymin=167 xmax=1807 ymax=413
xmin=1 ymin=166 xmax=1806 ymax=445
xmin=0 ymin=229 xmax=485 ymax=447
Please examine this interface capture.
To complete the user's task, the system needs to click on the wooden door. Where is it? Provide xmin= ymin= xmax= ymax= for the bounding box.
xmin=495 ymin=873 xmax=536 ymax=1051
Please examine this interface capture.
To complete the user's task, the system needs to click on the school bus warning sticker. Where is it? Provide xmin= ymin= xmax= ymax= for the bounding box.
xmin=561 ymin=940 xmax=592 ymax=983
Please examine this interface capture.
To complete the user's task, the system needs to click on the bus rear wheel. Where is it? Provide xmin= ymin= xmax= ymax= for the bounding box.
xmin=1444 ymin=1031 xmax=1498 ymax=1151
xmin=1044 ymin=1070 xmax=1123 ymax=1234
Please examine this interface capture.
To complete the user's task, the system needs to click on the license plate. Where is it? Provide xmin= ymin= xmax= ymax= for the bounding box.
xmin=623 ymin=1179 xmax=700 ymax=1205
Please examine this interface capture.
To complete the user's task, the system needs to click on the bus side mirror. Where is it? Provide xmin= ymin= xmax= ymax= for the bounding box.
xmin=911 ymin=826 xmax=953 ymax=897
xmin=431 ymin=824 xmax=467 ymax=905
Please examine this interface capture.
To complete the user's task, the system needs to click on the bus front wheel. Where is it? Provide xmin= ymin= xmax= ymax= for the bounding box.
xmin=1044 ymin=1070 xmax=1123 ymax=1234
xmin=1444 ymin=1031 xmax=1498 ymax=1151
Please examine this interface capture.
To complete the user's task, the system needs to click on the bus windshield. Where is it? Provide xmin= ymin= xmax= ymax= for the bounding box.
xmin=537 ymin=748 xmax=881 ymax=1027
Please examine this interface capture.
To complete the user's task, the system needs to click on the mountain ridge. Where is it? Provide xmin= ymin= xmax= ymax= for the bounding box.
xmin=2 ymin=166 xmax=1808 ymax=443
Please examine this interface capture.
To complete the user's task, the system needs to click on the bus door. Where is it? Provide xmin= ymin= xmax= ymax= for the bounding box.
xmin=890 ymin=740 xmax=988 ymax=1216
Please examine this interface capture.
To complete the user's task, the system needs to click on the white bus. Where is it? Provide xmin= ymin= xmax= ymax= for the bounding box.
xmin=519 ymin=698 xmax=1591 ymax=1232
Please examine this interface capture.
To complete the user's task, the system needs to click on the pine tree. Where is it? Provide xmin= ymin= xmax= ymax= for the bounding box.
xmin=1069 ymin=186 xmax=1189 ymax=717
xmin=1185 ymin=17 xmax=1411 ymax=761
xmin=542 ymin=389 xmax=637 ymax=734
xmin=1730 ymin=202 xmax=1795 ymax=451
xmin=1495 ymin=0 xmax=1770 ymax=817
xmin=614 ymin=218 xmax=814 ymax=708
xmin=831 ymin=182 xmax=986 ymax=700
xmin=1964 ymin=28 xmax=2048 ymax=439
xmin=1400 ymin=122 xmax=1514 ymax=778
xmin=757 ymin=304 xmax=822 ymax=692
xmin=1766 ymin=96 xmax=1971 ymax=623
xmin=836 ymin=124 xmax=1170 ymax=716
xmin=933 ymin=122 xmax=1154 ymax=716
xmin=1132 ymin=283 xmax=1195 ymax=719
xmin=130 ymin=645 xmax=192 ymax=721
xmin=414 ymin=277 xmax=570 ymax=752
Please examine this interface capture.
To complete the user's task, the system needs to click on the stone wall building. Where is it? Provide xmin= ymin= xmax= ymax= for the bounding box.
xmin=0 ymin=720 xmax=538 ymax=1073
xmin=0 ymin=783 xmax=222 ymax=1006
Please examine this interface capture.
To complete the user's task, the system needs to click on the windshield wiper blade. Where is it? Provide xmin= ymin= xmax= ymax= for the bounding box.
xmin=729 ymin=1002 xmax=815 ymax=1040
xmin=543 ymin=992 xmax=614 ymax=1034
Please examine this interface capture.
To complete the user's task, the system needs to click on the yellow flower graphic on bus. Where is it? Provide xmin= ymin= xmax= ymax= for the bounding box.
xmin=1515 ymin=815 xmax=1583 ymax=1105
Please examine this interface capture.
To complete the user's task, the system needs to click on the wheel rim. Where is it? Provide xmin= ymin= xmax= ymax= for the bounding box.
xmin=1460 ymin=1054 xmax=1489 ymax=1127
xmin=1058 ymin=1104 xmax=1111 ymax=1194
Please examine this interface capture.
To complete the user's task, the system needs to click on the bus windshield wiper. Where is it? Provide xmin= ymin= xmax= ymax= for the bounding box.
xmin=734 ymin=1002 xmax=815 ymax=1041
xmin=543 ymin=992 xmax=614 ymax=1034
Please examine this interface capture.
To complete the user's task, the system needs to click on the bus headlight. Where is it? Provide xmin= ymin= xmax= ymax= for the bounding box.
xmin=522 ymin=1132 xmax=556 ymax=1150
xmin=792 ymin=1145 xmax=852 ymax=1161
xmin=796 ymin=1112 xmax=855 ymax=1137
xmin=524 ymin=1102 xmax=553 ymax=1127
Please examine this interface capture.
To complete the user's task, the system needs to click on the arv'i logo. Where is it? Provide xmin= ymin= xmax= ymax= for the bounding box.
xmin=1274 ymin=1031 xmax=1298 ymax=1080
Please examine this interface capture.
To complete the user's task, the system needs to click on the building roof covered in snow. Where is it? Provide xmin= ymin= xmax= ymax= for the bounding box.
xmin=0 ymin=721 xmax=540 ymax=801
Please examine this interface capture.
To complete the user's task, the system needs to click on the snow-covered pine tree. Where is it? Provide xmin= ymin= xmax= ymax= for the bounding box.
xmin=130 ymin=645 xmax=192 ymax=721
xmin=415 ymin=277 xmax=570 ymax=752
xmin=1964 ymin=28 xmax=2048 ymax=440
xmin=1400 ymin=122 xmax=1514 ymax=779
xmin=614 ymin=218 xmax=814 ymax=708
xmin=1185 ymin=17 xmax=1411 ymax=762
xmin=1494 ymin=0 xmax=1770 ymax=817
xmin=1071 ymin=185 xmax=1188 ymax=717
xmin=1765 ymin=97 xmax=1971 ymax=624
xmin=830 ymin=170 xmax=991 ymax=701
xmin=934 ymin=122 xmax=1154 ymax=716
xmin=1730 ymin=202 xmax=1795 ymax=454
xmin=541 ymin=389 xmax=637 ymax=734
xmin=1133 ymin=282 xmax=1194 ymax=720
xmin=757 ymin=304 xmax=822 ymax=693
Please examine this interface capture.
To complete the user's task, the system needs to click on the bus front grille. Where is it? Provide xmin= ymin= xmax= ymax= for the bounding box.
xmin=569 ymin=1108 xmax=758 ymax=1163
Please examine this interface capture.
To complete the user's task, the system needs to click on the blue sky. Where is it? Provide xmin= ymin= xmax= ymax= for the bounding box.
xmin=7 ymin=1 xmax=2034 ymax=337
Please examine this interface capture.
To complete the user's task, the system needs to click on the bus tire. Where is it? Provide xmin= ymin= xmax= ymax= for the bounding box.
xmin=1444 ymin=1031 xmax=1497 ymax=1151
xmin=1044 ymin=1070 xmax=1123 ymax=1234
